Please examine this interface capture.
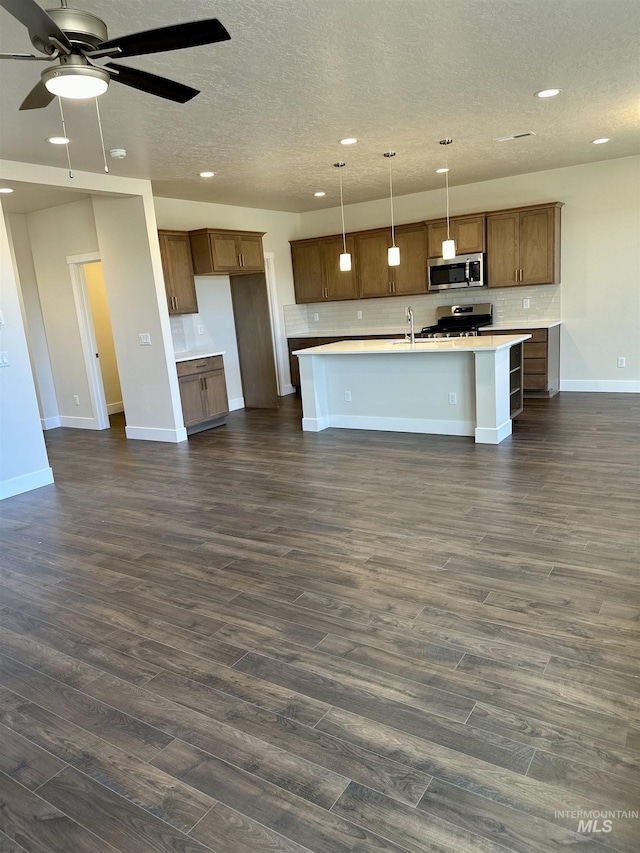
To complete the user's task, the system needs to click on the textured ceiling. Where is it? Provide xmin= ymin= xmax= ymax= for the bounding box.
xmin=0 ymin=0 xmax=638 ymax=213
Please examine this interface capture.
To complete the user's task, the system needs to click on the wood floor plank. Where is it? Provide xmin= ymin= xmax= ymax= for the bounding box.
xmin=151 ymin=739 xmax=409 ymax=853
xmin=416 ymin=778 xmax=598 ymax=853
xmin=331 ymin=781 xmax=514 ymax=853
xmin=0 ymin=693 xmax=215 ymax=833
xmin=233 ymin=652 xmax=535 ymax=773
xmin=0 ymin=722 xmax=66 ymax=790
xmin=145 ymin=669 xmax=433 ymax=807
xmin=0 ymin=771 xmax=118 ymax=853
xmin=0 ymin=656 xmax=172 ymax=761
xmin=84 ymin=672 xmax=347 ymax=809
xmin=544 ymin=656 xmax=640 ymax=699
xmin=37 ymin=765 xmax=214 ymax=853
xmin=190 ymin=801 xmax=313 ymax=853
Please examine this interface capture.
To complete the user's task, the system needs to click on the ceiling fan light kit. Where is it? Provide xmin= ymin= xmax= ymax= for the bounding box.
xmin=42 ymin=62 xmax=109 ymax=99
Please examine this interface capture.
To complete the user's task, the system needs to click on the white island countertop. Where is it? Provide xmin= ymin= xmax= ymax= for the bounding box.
xmin=174 ymin=350 xmax=225 ymax=363
xmin=482 ymin=320 xmax=561 ymax=331
xmin=294 ymin=334 xmax=530 ymax=356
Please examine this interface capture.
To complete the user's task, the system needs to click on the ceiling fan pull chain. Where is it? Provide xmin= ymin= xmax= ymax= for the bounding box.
xmin=95 ymin=97 xmax=109 ymax=173
xmin=57 ymin=95 xmax=73 ymax=178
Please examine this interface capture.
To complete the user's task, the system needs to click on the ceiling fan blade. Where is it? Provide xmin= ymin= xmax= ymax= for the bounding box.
xmin=106 ymin=62 xmax=199 ymax=103
xmin=97 ymin=18 xmax=230 ymax=58
xmin=0 ymin=0 xmax=71 ymax=54
xmin=19 ymin=79 xmax=55 ymax=110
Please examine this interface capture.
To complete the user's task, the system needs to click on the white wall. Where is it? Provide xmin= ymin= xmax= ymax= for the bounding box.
xmin=153 ymin=197 xmax=299 ymax=387
xmin=0 ymin=205 xmax=53 ymax=499
xmin=4 ymin=213 xmax=58 ymax=427
xmin=297 ymin=156 xmax=640 ymax=391
xmin=26 ymin=198 xmax=100 ymax=425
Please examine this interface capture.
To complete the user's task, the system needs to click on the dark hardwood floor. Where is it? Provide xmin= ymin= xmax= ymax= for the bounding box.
xmin=1 ymin=393 xmax=639 ymax=852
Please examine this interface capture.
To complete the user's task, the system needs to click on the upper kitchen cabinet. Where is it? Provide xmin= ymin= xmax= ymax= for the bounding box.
xmin=158 ymin=230 xmax=198 ymax=315
xmin=189 ymin=228 xmax=265 ymax=275
xmin=291 ymin=235 xmax=358 ymax=302
xmin=487 ymin=203 xmax=562 ymax=287
xmin=426 ymin=215 xmax=486 ymax=258
xmin=355 ymin=224 xmax=428 ymax=298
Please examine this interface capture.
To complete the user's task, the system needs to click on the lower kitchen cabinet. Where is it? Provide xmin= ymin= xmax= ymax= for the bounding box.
xmin=480 ymin=325 xmax=560 ymax=397
xmin=176 ymin=355 xmax=229 ymax=430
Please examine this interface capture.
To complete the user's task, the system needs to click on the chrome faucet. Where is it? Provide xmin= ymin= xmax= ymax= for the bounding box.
xmin=405 ymin=306 xmax=415 ymax=345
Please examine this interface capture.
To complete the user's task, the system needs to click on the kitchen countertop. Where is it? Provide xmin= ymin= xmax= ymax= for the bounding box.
xmin=483 ymin=320 xmax=561 ymax=330
xmin=294 ymin=335 xmax=530 ymax=356
xmin=174 ymin=350 xmax=225 ymax=363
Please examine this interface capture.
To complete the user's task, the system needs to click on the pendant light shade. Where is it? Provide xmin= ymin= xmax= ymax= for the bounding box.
xmin=335 ymin=162 xmax=351 ymax=273
xmin=440 ymin=138 xmax=456 ymax=259
xmin=384 ymin=151 xmax=400 ymax=266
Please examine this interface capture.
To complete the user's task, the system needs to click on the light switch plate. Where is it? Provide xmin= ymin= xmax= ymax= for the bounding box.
xmin=138 ymin=333 xmax=151 ymax=346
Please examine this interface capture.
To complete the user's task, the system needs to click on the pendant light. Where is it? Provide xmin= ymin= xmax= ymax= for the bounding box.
xmin=334 ymin=162 xmax=351 ymax=272
xmin=439 ymin=138 xmax=456 ymax=260
xmin=384 ymin=151 xmax=400 ymax=266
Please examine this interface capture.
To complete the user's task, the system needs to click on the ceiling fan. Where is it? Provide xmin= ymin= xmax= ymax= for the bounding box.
xmin=0 ymin=0 xmax=231 ymax=110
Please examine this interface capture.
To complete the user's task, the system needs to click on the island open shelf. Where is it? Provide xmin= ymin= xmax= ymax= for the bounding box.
xmin=294 ymin=335 xmax=530 ymax=445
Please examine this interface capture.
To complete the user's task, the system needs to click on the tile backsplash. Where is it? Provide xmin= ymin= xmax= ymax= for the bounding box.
xmin=284 ymin=285 xmax=560 ymax=337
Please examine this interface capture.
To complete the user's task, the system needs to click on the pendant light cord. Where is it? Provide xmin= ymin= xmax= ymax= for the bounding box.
xmin=389 ymin=164 xmax=396 ymax=248
xmin=57 ymin=96 xmax=73 ymax=178
xmin=445 ymin=167 xmax=451 ymax=240
xmin=95 ymin=98 xmax=109 ymax=173
xmin=339 ymin=171 xmax=347 ymax=254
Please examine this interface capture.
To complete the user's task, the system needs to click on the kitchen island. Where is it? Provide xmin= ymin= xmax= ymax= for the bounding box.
xmin=294 ymin=335 xmax=530 ymax=444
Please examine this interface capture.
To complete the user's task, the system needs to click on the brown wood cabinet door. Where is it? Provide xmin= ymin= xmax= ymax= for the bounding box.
xmin=487 ymin=212 xmax=519 ymax=287
xmin=393 ymin=225 xmax=428 ymax=294
xmin=178 ymin=374 xmax=205 ymax=426
xmin=519 ymin=208 xmax=555 ymax=284
xmin=236 ymin=235 xmax=264 ymax=272
xmin=291 ymin=241 xmax=325 ymax=302
xmin=201 ymin=370 xmax=229 ymax=419
xmin=230 ymin=273 xmax=279 ymax=408
xmin=158 ymin=231 xmax=198 ymax=315
xmin=426 ymin=221 xmax=449 ymax=259
xmin=355 ymin=230 xmax=393 ymax=298
xmin=210 ymin=233 xmax=241 ymax=272
xmin=323 ymin=235 xmax=358 ymax=300
xmin=455 ymin=216 xmax=485 ymax=254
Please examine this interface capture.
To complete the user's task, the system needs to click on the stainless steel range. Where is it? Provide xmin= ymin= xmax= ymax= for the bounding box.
xmin=420 ymin=303 xmax=493 ymax=338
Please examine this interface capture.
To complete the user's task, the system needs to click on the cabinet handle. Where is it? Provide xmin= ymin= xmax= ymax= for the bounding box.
xmin=203 ymin=377 xmax=207 ymax=390
xmin=239 ymin=253 xmax=244 ymax=267
xmin=174 ymin=296 xmax=179 ymax=310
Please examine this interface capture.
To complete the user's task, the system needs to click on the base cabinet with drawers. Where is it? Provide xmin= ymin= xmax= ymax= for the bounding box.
xmin=480 ymin=325 xmax=560 ymax=397
xmin=176 ymin=355 xmax=229 ymax=430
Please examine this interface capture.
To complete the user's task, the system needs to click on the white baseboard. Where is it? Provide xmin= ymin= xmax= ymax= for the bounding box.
xmin=304 ymin=413 xmax=475 ymax=437
xmin=1 ymin=467 xmax=54 ymax=500
xmin=475 ymin=420 xmax=512 ymax=445
xmin=125 ymin=425 xmax=188 ymax=443
xmin=560 ymin=380 xmax=640 ymax=393
xmin=58 ymin=415 xmax=104 ymax=429
xmin=41 ymin=416 xmax=61 ymax=430
xmin=228 ymin=397 xmax=245 ymax=411
xmin=107 ymin=401 xmax=124 ymax=414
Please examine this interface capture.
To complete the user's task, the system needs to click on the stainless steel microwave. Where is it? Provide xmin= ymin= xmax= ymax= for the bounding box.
xmin=427 ymin=252 xmax=485 ymax=292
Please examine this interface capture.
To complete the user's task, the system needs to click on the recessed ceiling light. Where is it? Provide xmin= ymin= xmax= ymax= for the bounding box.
xmin=314 ymin=191 xmax=326 ymax=197
xmin=435 ymin=168 xmax=449 ymax=173
xmin=340 ymin=138 xmax=358 ymax=145
xmin=199 ymin=171 xmax=215 ymax=178
xmin=592 ymin=137 xmax=610 ymax=144
xmin=535 ymin=88 xmax=561 ymax=98
xmin=0 ymin=187 xmax=14 ymax=194
xmin=47 ymin=136 xmax=70 ymax=145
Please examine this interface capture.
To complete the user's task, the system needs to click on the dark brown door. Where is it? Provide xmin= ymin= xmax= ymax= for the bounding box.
xmin=230 ymin=273 xmax=279 ymax=409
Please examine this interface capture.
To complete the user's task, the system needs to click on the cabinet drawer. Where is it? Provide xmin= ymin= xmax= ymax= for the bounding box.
xmin=506 ymin=328 xmax=548 ymax=343
xmin=176 ymin=355 xmax=223 ymax=376
xmin=524 ymin=373 xmax=548 ymax=390
xmin=524 ymin=357 xmax=547 ymax=374
xmin=523 ymin=341 xmax=548 ymax=358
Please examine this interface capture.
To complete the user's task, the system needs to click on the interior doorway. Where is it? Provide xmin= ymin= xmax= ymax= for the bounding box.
xmin=68 ymin=253 xmax=123 ymax=430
